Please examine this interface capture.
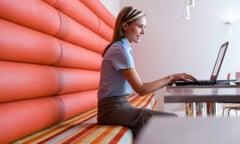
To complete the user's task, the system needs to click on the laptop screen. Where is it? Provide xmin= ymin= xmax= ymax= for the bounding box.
xmin=210 ymin=41 xmax=229 ymax=81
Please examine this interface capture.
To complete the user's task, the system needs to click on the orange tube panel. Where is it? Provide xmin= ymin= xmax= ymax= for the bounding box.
xmin=59 ymin=90 xmax=98 ymax=120
xmin=0 ymin=19 xmax=102 ymax=69
xmin=57 ymin=68 xmax=99 ymax=95
xmin=56 ymin=13 xmax=108 ymax=53
xmin=0 ymin=0 xmax=60 ymax=35
xmin=98 ymin=19 xmax=113 ymax=42
xmin=43 ymin=0 xmax=58 ymax=5
xmin=43 ymin=0 xmax=113 ymax=41
xmin=58 ymin=41 xmax=102 ymax=70
xmin=0 ymin=19 xmax=61 ymax=65
xmin=0 ymin=97 xmax=63 ymax=144
xmin=80 ymin=0 xmax=115 ymax=28
xmin=0 ymin=61 xmax=60 ymax=102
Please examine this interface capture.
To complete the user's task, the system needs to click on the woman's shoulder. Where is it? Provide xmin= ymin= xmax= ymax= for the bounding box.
xmin=110 ymin=41 xmax=124 ymax=51
xmin=106 ymin=38 xmax=130 ymax=56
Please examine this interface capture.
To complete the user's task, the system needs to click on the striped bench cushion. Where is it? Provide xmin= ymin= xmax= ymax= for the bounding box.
xmin=14 ymin=93 xmax=157 ymax=144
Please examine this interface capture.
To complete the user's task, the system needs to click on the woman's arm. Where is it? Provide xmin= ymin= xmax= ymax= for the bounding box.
xmin=122 ymin=68 xmax=196 ymax=96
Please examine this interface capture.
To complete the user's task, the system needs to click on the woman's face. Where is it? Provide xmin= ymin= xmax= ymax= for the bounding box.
xmin=124 ymin=16 xmax=146 ymax=44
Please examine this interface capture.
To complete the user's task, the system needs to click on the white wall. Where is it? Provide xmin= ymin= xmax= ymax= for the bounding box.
xmin=100 ymin=0 xmax=120 ymax=17
xmin=119 ymin=0 xmax=240 ymax=82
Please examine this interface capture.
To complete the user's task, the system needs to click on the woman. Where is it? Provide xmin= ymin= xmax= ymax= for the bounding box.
xmin=97 ymin=6 xmax=196 ymax=137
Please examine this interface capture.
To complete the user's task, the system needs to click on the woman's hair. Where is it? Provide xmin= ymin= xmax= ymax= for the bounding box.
xmin=102 ymin=6 xmax=145 ymax=56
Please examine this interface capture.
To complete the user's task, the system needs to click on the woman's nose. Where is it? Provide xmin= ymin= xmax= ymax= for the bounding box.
xmin=141 ymin=28 xmax=145 ymax=35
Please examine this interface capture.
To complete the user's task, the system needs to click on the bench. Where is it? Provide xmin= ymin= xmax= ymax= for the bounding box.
xmin=13 ymin=94 xmax=157 ymax=144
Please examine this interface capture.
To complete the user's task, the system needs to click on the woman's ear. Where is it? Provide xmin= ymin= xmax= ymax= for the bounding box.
xmin=122 ymin=23 xmax=128 ymax=31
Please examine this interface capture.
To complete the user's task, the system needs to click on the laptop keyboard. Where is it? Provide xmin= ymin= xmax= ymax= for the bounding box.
xmin=174 ymin=80 xmax=233 ymax=86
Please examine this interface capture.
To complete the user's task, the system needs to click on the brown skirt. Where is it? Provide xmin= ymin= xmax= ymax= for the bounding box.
xmin=97 ymin=96 xmax=177 ymax=137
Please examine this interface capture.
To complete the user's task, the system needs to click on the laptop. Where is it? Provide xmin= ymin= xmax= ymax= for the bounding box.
xmin=174 ymin=41 xmax=231 ymax=86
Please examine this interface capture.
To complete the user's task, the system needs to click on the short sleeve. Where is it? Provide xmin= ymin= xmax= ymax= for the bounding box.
xmin=111 ymin=44 xmax=135 ymax=71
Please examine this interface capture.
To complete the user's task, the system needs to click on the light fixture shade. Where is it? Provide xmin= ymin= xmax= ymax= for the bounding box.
xmin=184 ymin=0 xmax=195 ymax=20
xmin=184 ymin=6 xmax=190 ymax=20
xmin=188 ymin=0 xmax=195 ymax=7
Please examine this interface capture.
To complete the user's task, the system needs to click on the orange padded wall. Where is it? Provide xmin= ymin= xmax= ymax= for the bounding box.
xmin=0 ymin=0 xmax=114 ymax=143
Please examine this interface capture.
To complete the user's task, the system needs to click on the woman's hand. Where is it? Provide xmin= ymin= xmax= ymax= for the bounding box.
xmin=170 ymin=73 xmax=197 ymax=84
